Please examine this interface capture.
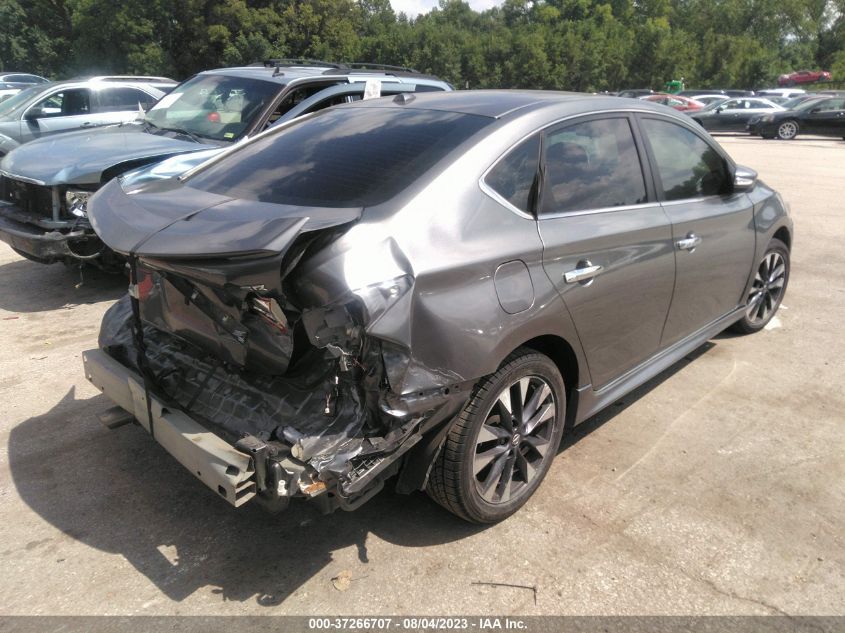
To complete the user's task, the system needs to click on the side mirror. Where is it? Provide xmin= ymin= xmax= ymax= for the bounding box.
xmin=733 ymin=165 xmax=757 ymax=192
xmin=809 ymin=107 xmax=821 ymax=114
xmin=24 ymin=107 xmax=43 ymax=120
xmin=715 ymin=106 xmax=723 ymax=113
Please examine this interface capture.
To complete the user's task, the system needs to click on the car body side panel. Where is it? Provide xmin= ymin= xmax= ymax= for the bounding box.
xmin=660 ymin=194 xmax=756 ymax=347
xmin=802 ymin=104 xmax=845 ymax=135
xmin=293 ymin=187 xmax=589 ymax=397
xmin=744 ymin=181 xmax=793 ymax=290
xmin=538 ymin=207 xmax=676 ymax=389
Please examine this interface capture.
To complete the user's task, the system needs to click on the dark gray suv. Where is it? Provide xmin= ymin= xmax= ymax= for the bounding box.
xmin=82 ymin=91 xmax=792 ymax=523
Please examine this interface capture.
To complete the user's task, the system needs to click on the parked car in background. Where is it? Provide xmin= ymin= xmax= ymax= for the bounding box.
xmin=747 ymin=95 xmax=845 ymax=139
xmin=0 ymin=73 xmax=49 ymax=89
xmin=778 ymin=94 xmax=822 ymax=110
xmin=616 ymin=89 xmax=654 ymax=98
xmin=691 ymin=97 xmax=784 ymax=132
xmin=692 ymin=95 xmax=730 ymax=107
xmin=0 ymin=61 xmax=451 ymax=270
xmin=678 ymin=89 xmax=725 ymax=97
xmin=640 ymin=93 xmax=705 ymax=112
xmin=778 ymin=70 xmax=831 ymax=86
xmin=0 ymin=77 xmax=172 ymax=156
xmin=757 ymin=88 xmax=806 ymax=99
xmin=81 ymin=90 xmax=792 ymax=523
xmin=679 ymin=89 xmax=754 ymax=98
xmin=78 ymin=75 xmax=178 ymax=94
xmin=0 ymin=73 xmax=50 ymax=105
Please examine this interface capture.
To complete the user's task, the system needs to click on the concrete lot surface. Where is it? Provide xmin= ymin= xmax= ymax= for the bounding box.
xmin=0 ymin=136 xmax=843 ymax=616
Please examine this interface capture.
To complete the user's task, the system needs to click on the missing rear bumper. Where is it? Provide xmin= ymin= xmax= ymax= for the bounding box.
xmin=82 ymin=348 xmax=258 ymax=507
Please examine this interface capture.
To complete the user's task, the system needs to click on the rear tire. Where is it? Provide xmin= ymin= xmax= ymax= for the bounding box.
xmin=427 ymin=349 xmax=566 ymax=523
xmin=730 ymin=238 xmax=790 ymax=334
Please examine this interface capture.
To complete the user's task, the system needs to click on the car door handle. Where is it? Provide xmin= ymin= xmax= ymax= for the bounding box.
xmin=80 ymin=122 xmax=93 ymax=127
xmin=676 ymin=233 xmax=702 ymax=251
xmin=564 ymin=262 xmax=603 ymax=284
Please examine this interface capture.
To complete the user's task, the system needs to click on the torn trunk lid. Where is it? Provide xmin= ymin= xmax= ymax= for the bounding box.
xmin=88 ymin=176 xmax=363 ymax=378
xmin=88 ymin=177 xmax=362 ymax=260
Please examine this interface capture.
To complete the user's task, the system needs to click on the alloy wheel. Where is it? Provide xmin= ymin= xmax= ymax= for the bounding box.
xmin=473 ymin=376 xmax=556 ymax=504
xmin=746 ymin=251 xmax=787 ymax=325
xmin=778 ymin=121 xmax=798 ymax=139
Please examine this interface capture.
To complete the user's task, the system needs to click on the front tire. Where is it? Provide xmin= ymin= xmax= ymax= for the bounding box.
xmin=427 ymin=349 xmax=566 ymax=523
xmin=731 ymin=238 xmax=790 ymax=334
xmin=776 ymin=120 xmax=799 ymax=140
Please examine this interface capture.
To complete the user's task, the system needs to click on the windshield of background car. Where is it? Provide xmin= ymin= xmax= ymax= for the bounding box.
xmin=793 ymin=97 xmax=827 ymax=112
xmin=781 ymin=96 xmax=809 ymax=109
xmin=143 ymin=74 xmax=279 ymax=142
xmin=0 ymin=85 xmax=44 ymax=118
xmin=186 ymin=107 xmax=492 ymax=208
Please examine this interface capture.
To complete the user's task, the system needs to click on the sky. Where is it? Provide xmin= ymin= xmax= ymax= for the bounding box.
xmin=390 ymin=0 xmax=503 ymax=17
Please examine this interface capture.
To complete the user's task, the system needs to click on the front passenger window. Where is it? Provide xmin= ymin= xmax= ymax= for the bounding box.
xmin=540 ymin=117 xmax=647 ymax=214
xmin=641 ymin=118 xmax=731 ymax=201
xmin=32 ymin=89 xmax=91 ymax=117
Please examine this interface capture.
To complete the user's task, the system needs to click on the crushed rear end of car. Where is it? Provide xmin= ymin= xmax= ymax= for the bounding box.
xmin=79 ymin=105 xmax=489 ymax=513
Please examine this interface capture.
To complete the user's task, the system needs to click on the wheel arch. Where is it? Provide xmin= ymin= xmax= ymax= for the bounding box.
xmin=773 ymin=225 xmax=792 ymax=250
xmin=485 ymin=333 xmax=583 ymax=430
xmin=395 ymin=333 xmax=584 ymax=494
xmin=519 ymin=334 xmax=580 ymax=421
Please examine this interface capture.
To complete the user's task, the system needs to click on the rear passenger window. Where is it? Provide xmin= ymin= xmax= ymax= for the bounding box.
xmin=540 ymin=117 xmax=646 ymax=214
xmin=484 ymin=135 xmax=540 ymax=213
xmin=98 ymin=88 xmax=156 ymax=112
xmin=641 ymin=118 xmax=731 ymax=201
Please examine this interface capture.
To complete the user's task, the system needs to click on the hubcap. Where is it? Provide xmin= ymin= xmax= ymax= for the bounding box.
xmin=779 ymin=121 xmax=797 ymax=139
xmin=746 ymin=251 xmax=786 ymax=324
xmin=473 ymin=376 xmax=556 ymax=504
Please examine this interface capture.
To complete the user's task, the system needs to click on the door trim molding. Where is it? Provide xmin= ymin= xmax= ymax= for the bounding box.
xmin=572 ymin=305 xmax=745 ymax=425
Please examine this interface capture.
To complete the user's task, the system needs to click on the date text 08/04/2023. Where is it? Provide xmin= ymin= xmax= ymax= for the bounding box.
xmin=307 ymin=617 xmax=528 ymax=630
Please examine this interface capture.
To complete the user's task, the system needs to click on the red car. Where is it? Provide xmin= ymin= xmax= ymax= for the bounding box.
xmin=639 ymin=93 xmax=705 ymax=112
xmin=778 ymin=70 xmax=832 ymax=86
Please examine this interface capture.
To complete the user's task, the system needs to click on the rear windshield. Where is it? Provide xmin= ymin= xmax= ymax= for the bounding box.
xmin=186 ymin=107 xmax=492 ymax=207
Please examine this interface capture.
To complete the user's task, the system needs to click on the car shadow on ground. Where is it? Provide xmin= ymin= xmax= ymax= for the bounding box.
xmin=560 ymin=341 xmax=715 ymax=452
xmin=9 ymin=342 xmax=716 ymax=607
xmin=0 ymin=257 xmax=125 ymax=313
xmin=8 ymin=388 xmax=482 ymax=605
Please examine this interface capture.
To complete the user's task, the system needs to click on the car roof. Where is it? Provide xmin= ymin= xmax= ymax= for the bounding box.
xmin=0 ymin=73 xmax=45 ymax=79
xmin=197 ymin=63 xmax=450 ymax=87
xmin=29 ymin=78 xmax=166 ymax=91
xmin=338 ymin=89 xmax=679 ymax=120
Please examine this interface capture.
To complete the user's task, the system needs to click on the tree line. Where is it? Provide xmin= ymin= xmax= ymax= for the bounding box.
xmin=1 ymin=0 xmax=844 ymax=91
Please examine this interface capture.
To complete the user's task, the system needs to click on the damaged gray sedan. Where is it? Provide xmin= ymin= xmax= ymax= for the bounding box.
xmin=82 ymin=91 xmax=792 ymax=522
